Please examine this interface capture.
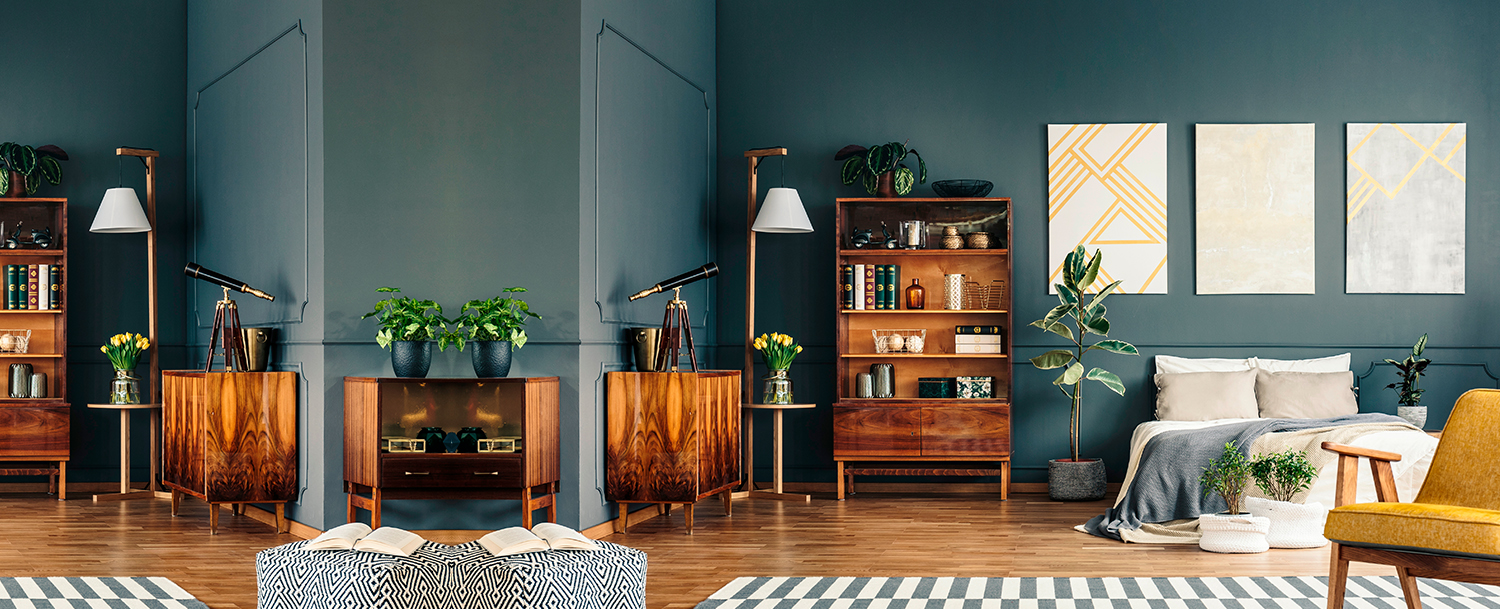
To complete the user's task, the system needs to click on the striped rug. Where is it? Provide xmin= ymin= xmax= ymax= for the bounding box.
xmin=696 ymin=576 xmax=1500 ymax=608
xmin=0 ymin=577 xmax=207 ymax=608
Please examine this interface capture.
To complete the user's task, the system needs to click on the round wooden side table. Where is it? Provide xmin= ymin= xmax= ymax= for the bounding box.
xmin=739 ymin=402 xmax=816 ymax=501
xmin=86 ymin=403 xmax=165 ymax=502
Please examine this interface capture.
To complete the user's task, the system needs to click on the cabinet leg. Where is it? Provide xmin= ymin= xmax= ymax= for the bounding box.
xmin=521 ymin=486 xmax=533 ymax=529
xmin=276 ymin=504 xmax=287 ymax=534
xmin=371 ymin=489 xmax=381 ymax=529
xmin=836 ymin=461 xmax=845 ymax=501
xmin=232 ymin=503 xmax=243 ymax=516
xmin=1001 ymin=461 xmax=1011 ymax=501
xmin=683 ymin=503 xmax=694 ymax=535
xmin=657 ymin=503 xmax=668 ymax=516
xmin=209 ymin=503 xmax=219 ymax=535
xmin=721 ymin=490 xmax=732 ymax=517
xmin=347 ymin=493 xmax=356 ymax=524
xmin=546 ymin=494 xmax=557 ymax=523
xmin=616 ymin=503 xmax=628 ymax=534
xmin=171 ymin=489 xmax=180 ymax=515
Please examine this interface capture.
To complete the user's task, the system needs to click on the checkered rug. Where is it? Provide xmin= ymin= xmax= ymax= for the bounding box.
xmin=0 ymin=577 xmax=207 ymax=608
xmin=696 ymin=576 xmax=1500 ymax=608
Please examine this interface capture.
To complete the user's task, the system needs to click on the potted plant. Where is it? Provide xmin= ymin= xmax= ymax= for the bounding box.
xmin=452 ymin=288 xmax=540 ymax=378
xmin=360 ymin=287 xmax=449 ymax=378
xmin=1245 ymin=448 xmax=1326 ymax=548
xmin=753 ymin=332 xmax=803 ymax=404
xmin=1197 ymin=442 xmax=1270 ymax=553
xmin=100 ymin=332 xmax=150 ymax=404
xmin=835 ymin=141 xmax=927 ymax=197
xmin=1386 ymin=333 xmax=1431 ymax=428
xmin=1028 ymin=245 xmax=1137 ymax=501
xmin=0 ymin=143 xmax=67 ymax=197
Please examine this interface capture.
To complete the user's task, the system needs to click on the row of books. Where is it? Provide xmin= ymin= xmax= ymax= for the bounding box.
xmin=5 ymin=265 xmax=61 ymax=310
xmin=841 ymin=264 xmax=901 ymax=310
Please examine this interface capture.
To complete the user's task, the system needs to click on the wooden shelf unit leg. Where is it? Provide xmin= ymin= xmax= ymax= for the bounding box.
xmin=59 ymin=461 xmax=65 ymax=500
xmin=1001 ymin=460 xmax=1010 ymax=501
xmin=836 ymin=461 xmax=845 ymax=501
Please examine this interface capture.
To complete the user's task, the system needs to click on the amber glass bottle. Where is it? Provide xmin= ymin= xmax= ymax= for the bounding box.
xmin=904 ymin=278 xmax=926 ymax=309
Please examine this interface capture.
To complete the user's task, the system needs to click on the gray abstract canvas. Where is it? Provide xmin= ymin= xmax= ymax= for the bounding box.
xmin=1346 ymin=123 xmax=1466 ymax=294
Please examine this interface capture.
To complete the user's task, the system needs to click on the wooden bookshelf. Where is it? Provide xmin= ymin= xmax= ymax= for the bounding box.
xmin=833 ymin=197 xmax=1012 ymax=501
xmin=0 ymin=198 xmax=69 ymax=500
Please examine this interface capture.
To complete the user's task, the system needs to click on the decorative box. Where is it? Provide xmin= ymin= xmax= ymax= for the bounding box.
xmin=872 ymin=329 xmax=926 ymax=354
xmin=478 ymin=437 xmax=522 ymax=453
xmin=918 ymin=377 xmax=956 ymax=398
xmin=956 ymin=376 xmax=994 ymax=399
xmin=384 ymin=437 xmax=425 ymax=453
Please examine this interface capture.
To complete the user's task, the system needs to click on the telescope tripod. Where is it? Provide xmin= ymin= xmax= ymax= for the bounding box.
xmin=204 ymin=287 xmax=249 ymax=371
xmin=653 ymin=287 xmax=699 ymax=372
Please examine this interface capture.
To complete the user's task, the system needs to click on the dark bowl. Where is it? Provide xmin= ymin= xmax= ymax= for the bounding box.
xmin=931 ymin=179 xmax=994 ymax=198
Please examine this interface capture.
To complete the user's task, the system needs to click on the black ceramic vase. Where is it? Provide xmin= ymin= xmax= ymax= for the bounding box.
xmin=458 ymin=426 xmax=486 ymax=453
xmin=471 ymin=340 xmax=513 ymax=378
xmin=419 ymin=427 xmax=447 ymax=453
xmin=391 ymin=340 xmax=432 ymax=378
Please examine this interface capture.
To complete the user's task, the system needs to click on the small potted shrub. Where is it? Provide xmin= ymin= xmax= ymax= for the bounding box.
xmin=1246 ymin=449 xmax=1326 ymax=548
xmin=1386 ymin=334 xmax=1431 ymax=428
xmin=452 ymin=288 xmax=540 ymax=378
xmin=0 ymin=143 xmax=67 ymax=197
xmin=1197 ymin=442 xmax=1270 ymax=553
xmin=835 ymin=141 xmax=927 ymax=197
xmin=361 ymin=287 xmax=450 ymax=378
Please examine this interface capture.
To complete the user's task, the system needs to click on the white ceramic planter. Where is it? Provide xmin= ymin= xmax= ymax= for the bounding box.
xmin=1197 ymin=513 xmax=1271 ymax=553
xmin=1245 ymin=497 xmax=1329 ymax=549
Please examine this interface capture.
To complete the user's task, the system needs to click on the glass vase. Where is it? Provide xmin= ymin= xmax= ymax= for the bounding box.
xmin=109 ymin=369 xmax=141 ymax=405
xmin=762 ymin=369 xmax=793 ymax=405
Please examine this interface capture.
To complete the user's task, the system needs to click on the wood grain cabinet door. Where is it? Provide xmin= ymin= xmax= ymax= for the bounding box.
xmin=920 ymin=407 xmax=1011 ymax=457
xmin=833 ymin=407 xmax=921 ymax=457
xmin=0 ymin=406 xmax=69 ymax=458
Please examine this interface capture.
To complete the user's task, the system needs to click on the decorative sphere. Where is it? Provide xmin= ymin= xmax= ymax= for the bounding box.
xmin=882 ymin=335 xmax=905 ymax=352
xmin=906 ymin=336 xmax=925 ymax=353
xmin=0 ymin=335 xmax=19 ymax=352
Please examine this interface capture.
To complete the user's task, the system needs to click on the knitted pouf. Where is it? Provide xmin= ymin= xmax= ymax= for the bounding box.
xmin=1245 ymin=497 xmax=1329 ymax=549
xmin=1197 ymin=513 xmax=1271 ymax=554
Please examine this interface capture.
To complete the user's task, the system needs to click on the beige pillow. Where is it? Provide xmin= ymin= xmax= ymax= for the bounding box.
xmin=1255 ymin=370 xmax=1358 ymax=419
xmin=1154 ymin=369 xmax=1259 ymax=421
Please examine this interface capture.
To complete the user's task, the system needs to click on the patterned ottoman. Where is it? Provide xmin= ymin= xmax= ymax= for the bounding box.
xmin=256 ymin=540 xmax=646 ymax=609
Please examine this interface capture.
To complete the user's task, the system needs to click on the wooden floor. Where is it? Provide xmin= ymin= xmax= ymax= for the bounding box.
xmin=0 ymin=490 xmax=1390 ymax=609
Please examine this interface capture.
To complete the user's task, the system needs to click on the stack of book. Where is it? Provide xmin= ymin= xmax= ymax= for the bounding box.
xmin=954 ymin=325 xmax=1004 ymax=353
xmin=841 ymin=264 xmax=902 ymax=310
xmin=3 ymin=264 xmax=60 ymax=310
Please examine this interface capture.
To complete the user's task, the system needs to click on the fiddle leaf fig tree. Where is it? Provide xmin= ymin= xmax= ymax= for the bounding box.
xmin=1029 ymin=245 xmax=1138 ymax=462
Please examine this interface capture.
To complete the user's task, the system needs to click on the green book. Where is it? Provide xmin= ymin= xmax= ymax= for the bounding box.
xmin=48 ymin=265 xmax=59 ymax=309
xmin=955 ymin=325 xmax=1005 ymax=335
xmin=841 ymin=265 xmax=854 ymax=309
xmin=889 ymin=265 xmax=900 ymax=310
xmin=874 ymin=265 xmax=887 ymax=310
xmin=5 ymin=265 xmax=15 ymax=310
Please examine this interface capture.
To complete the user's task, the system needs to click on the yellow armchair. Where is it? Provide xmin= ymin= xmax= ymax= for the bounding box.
xmin=1322 ymin=388 xmax=1500 ymax=609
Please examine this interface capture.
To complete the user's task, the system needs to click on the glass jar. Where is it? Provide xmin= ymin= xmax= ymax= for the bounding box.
xmin=904 ymin=278 xmax=926 ymax=309
xmin=108 ymin=369 xmax=141 ymax=405
xmin=762 ymin=369 xmax=793 ymax=404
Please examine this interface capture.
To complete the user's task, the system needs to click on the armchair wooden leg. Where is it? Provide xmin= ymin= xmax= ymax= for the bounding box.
xmin=1396 ymin=567 xmax=1422 ymax=609
xmin=1328 ymin=543 xmax=1349 ymax=609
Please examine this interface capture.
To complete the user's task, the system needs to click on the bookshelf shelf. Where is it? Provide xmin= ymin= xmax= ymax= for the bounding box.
xmin=0 ymin=353 xmax=62 ymax=358
xmin=841 ymin=309 xmax=1007 ymax=315
xmin=839 ymin=353 xmax=1008 ymax=359
xmin=839 ymin=249 xmax=1007 ymax=257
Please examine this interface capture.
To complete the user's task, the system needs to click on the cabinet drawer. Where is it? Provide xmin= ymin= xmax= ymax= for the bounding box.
xmin=921 ymin=406 xmax=1010 ymax=457
xmin=380 ymin=455 xmax=522 ymax=488
xmin=0 ymin=406 xmax=69 ymax=458
xmin=833 ymin=407 xmax=921 ymax=457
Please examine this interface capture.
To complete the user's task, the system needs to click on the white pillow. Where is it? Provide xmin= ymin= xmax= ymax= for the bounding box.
xmin=1252 ymin=353 xmax=1351 ymax=373
xmin=1154 ymin=370 xmax=1261 ymax=421
xmin=1154 ymin=355 xmax=1254 ymax=375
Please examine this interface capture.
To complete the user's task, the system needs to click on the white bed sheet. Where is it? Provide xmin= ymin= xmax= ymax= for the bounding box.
xmin=1116 ymin=419 xmax=1438 ymax=509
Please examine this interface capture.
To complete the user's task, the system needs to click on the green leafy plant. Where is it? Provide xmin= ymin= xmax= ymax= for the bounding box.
xmin=1385 ymin=333 xmax=1430 ymax=407
xmin=360 ymin=287 xmax=452 ymax=350
xmin=1250 ymin=449 xmax=1319 ymax=503
xmin=1029 ymin=245 xmax=1138 ymax=462
xmin=0 ymin=143 xmax=67 ymax=195
xmin=1201 ymin=442 xmax=1254 ymax=514
xmin=451 ymin=288 xmax=541 ymax=353
xmin=835 ymin=141 xmax=927 ymax=196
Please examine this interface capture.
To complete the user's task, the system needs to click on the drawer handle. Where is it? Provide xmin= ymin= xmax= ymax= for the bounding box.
xmin=473 ymin=471 xmax=500 ymax=476
xmin=404 ymin=471 xmax=430 ymax=476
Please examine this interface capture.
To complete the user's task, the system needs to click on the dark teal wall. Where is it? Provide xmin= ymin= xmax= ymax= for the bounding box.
xmin=715 ymin=0 xmax=1500 ymax=484
xmin=7 ymin=1 xmax=188 ymax=485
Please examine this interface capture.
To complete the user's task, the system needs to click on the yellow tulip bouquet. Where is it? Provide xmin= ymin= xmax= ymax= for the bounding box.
xmin=100 ymin=333 xmax=150 ymax=371
xmin=753 ymin=332 xmax=803 ymax=371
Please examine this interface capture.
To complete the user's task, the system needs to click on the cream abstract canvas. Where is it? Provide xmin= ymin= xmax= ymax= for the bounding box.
xmin=1195 ymin=124 xmax=1316 ymax=294
xmin=1346 ymin=123 xmax=1465 ymax=294
xmin=1047 ymin=123 xmax=1168 ymax=294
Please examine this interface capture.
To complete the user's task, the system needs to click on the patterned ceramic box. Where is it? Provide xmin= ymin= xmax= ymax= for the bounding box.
xmin=917 ymin=377 xmax=956 ymax=398
xmin=956 ymin=376 xmax=993 ymax=399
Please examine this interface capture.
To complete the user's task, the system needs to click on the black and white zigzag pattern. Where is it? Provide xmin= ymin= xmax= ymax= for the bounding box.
xmin=696 ymin=576 xmax=1500 ymax=608
xmin=0 ymin=577 xmax=207 ymax=609
xmin=256 ymin=540 xmax=646 ymax=609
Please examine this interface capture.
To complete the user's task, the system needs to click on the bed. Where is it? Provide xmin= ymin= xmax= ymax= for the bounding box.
xmin=1079 ymin=354 xmax=1439 ymax=543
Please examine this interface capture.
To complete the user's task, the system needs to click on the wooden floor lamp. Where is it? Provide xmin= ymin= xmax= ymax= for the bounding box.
xmin=88 ymin=147 xmax=168 ymax=501
xmin=737 ymin=147 xmax=814 ymax=501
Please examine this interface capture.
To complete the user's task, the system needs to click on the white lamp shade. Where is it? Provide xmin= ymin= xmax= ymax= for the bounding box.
xmin=91 ymin=187 xmax=152 ymax=233
xmin=751 ymin=187 xmax=813 ymax=233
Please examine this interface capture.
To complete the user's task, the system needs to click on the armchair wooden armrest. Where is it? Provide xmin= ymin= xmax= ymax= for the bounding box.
xmin=1322 ymin=441 xmax=1402 ymax=507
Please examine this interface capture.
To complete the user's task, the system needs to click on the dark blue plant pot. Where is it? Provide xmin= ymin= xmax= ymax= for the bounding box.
xmin=391 ymin=340 xmax=432 ymax=378
xmin=471 ymin=340 xmax=513 ymax=378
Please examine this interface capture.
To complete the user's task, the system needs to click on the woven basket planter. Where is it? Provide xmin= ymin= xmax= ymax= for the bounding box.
xmin=1245 ymin=497 xmax=1329 ymax=549
xmin=1197 ymin=513 xmax=1271 ymax=554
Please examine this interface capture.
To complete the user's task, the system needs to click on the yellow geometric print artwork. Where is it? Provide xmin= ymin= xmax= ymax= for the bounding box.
xmin=1345 ymin=123 xmax=1466 ymax=294
xmin=1047 ymin=123 xmax=1168 ymax=294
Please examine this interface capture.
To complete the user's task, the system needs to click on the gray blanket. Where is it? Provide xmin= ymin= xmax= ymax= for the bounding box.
xmin=1082 ymin=413 xmax=1407 ymax=540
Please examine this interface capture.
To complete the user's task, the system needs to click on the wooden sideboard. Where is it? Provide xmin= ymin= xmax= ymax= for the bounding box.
xmin=606 ymin=370 xmax=739 ymax=534
xmin=163 ymin=371 xmax=297 ymax=534
xmin=343 ymin=377 xmax=560 ymax=528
